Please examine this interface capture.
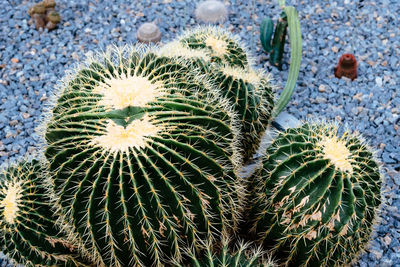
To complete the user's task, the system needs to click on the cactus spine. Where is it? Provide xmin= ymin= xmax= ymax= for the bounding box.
xmin=44 ymin=46 xmax=243 ymax=267
xmin=174 ymin=239 xmax=276 ymax=267
xmin=0 ymin=159 xmax=89 ymax=267
xmin=250 ymin=122 xmax=381 ymax=266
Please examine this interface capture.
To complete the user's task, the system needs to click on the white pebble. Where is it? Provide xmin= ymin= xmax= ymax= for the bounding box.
xmin=195 ymin=0 xmax=228 ymax=23
xmin=375 ymin=77 xmax=383 ymax=87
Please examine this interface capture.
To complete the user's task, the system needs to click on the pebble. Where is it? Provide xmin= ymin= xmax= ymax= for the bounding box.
xmin=376 ymin=76 xmax=383 ymax=87
xmin=9 ymin=120 xmax=18 ymax=126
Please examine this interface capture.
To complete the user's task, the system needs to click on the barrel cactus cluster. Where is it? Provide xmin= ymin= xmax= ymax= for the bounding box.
xmin=0 ymin=25 xmax=382 ymax=267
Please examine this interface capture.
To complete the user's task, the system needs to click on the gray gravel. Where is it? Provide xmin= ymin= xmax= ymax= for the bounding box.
xmin=0 ymin=0 xmax=399 ymax=266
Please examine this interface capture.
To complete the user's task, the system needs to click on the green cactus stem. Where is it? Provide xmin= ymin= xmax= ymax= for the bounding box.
xmin=269 ymin=12 xmax=288 ymax=70
xmin=250 ymin=122 xmax=381 ymax=266
xmin=0 ymin=159 xmax=90 ymax=267
xmin=44 ymin=46 xmax=243 ymax=267
xmin=260 ymin=17 xmax=274 ymax=53
xmin=178 ymin=26 xmax=250 ymax=68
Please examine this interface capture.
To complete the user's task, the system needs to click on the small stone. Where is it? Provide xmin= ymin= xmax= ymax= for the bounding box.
xmin=195 ymin=0 xmax=228 ymax=23
xmin=0 ymin=152 xmax=9 ymax=157
xmin=40 ymin=94 xmax=48 ymax=101
xmin=137 ymin=23 xmax=161 ymax=44
xmin=71 ymin=52 xmax=80 ymax=60
xmin=22 ymin=113 xmax=30 ymax=119
xmin=5 ymin=132 xmax=13 ymax=139
xmin=9 ymin=120 xmax=18 ymax=126
xmin=353 ymin=93 xmax=363 ymax=102
xmin=376 ymin=76 xmax=383 ymax=87
xmin=318 ymin=84 xmax=326 ymax=92
xmin=0 ymin=64 xmax=5 ymax=69
xmin=311 ymin=66 xmax=318 ymax=74
xmin=315 ymin=96 xmax=327 ymax=103
xmin=382 ymin=235 xmax=392 ymax=247
xmin=331 ymin=46 xmax=339 ymax=53
xmin=11 ymin=58 xmax=19 ymax=63
xmin=371 ymin=249 xmax=383 ymax=260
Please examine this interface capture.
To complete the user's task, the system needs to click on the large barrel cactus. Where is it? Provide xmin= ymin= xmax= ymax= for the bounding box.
xmin=0 ymin=159 xmax=89 ymax=267
xmin=178 ymin=26 xmax=250 ymax=68
xmin=44 ymin=46 xmax=243 ymax=266
xmin=250 ymin=122 xmax=381 ymax=266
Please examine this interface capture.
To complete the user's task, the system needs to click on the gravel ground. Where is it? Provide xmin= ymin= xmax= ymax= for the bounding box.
xmin=0 ymin=0 xmax=399 ymax=266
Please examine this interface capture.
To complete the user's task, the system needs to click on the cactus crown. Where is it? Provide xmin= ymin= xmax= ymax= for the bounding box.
xmin=178 ymin=26 xmax=251 ymax=68
xmin=158 ymin=40 xmax=211 ymax=62
xmin=0 ymin=180 xmax=23 ymax=225
xmin=316 ymin=134 xmax=353 ymax=172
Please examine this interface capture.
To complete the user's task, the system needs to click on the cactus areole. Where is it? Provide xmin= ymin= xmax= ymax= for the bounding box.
xmin=44 ymin=47 xmax=242 ymax=266
xmin=251 ymin=122 xmax=381 ymax=267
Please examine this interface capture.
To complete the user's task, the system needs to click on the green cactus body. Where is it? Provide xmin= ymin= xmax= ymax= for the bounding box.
xmin=178 ymin=26 xmax=250 ymax=68
xmin=174 ymin=240 xmax=275 ymax=267
xmin=159 ymin=38 xmax=275 ymax=163
xmin=251 ymin=122 xmax=381 ymax=267
xmin=44 ymin=46 xmax=242 ymax=267
xmin=207 ymin=65 xmax=274 ymax=162
xmin=0 ymin=159 xmax=88 ymax=267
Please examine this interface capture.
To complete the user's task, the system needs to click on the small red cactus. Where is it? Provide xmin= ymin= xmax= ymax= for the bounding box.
xmin=334 ymin=53 xmax=357 ymax=80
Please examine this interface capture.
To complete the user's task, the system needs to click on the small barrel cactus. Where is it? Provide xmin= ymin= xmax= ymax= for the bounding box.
xmin=174 ymin=239 xmax=275 ymax=267
xmin=0 ymin=158 xmax=89 ymax=267
xmin=178 ymin=26 xmax=250 ymax=68
xmin=250 ymin=122 xmax=381 ymax=266
xmin=44 ymin=46 xmax=243 ymax=266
